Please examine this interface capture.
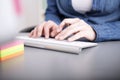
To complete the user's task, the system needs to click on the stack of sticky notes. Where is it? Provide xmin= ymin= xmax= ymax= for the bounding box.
xmin=0 ymin=40 xmax=24 ymax=61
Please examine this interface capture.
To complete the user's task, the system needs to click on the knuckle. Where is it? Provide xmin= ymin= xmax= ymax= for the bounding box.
xmin=47 ymin=20 xmax=56 ymax=26
xmin=67 ymin=27 xmax=72 ymax=31
xmin=80 ymin=19 xmax=84 ymax=22
xmin=36 ymin=26 xmax=39 ymax=30
xmin=47 ymin=20 xmax=53 ymax=24
xmin=31 ymin=29 xmax=34 ymax=32
xmin=34 ymin=28 xmax=37 ymax=31
xmin=63 ymin=19 xmax=68 ymax=22
xmin=75 ymin=18 xmax=80 ymax=21
xmin=65 ymin=28 xmax=72 ymax=34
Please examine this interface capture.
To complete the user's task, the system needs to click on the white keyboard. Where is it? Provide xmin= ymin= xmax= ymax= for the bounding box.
xmin=16 ymin=36 xmax=97 ymax=54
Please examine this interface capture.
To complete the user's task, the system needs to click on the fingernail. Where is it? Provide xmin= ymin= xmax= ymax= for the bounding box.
xmin=68 ymin=38 xmax=72 ymax=42
xmin=45 ymin=36 xmax=49 ymax=39
xmin=59 ymin=37 xmax=63 ymax=40
xmin=55 ymin=36 xmax=58 ymax=39
xmin=29 ymin=34 xmax=31 ymax=37
xmin=55 ymin=37 xmax=57 ymax=39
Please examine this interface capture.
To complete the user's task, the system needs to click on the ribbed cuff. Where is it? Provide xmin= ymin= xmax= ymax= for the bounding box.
xmin=89 ymin=24 xmax=109 ymax=42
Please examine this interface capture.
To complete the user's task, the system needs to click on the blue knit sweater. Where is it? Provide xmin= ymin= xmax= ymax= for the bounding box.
xmin=45 ymin=0 xmax=120 ymax=42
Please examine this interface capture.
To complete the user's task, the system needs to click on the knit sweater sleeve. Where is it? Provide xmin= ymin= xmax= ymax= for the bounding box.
xmin=90 ymin=21 xmax=120 ymax=42
xmin=45 ymin=0 xmax=61 ymax=24
xmin=89 ymin=0 xmax=120 ymax=42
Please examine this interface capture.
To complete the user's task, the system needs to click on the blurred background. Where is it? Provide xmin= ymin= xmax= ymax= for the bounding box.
xmin=0 ymin=0 xmax=47 ymax=45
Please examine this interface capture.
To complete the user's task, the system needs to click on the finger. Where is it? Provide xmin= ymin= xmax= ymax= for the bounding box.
xmin=44 ymin=21 xmax=54 ymax=38
xmin=44 ymin=26 xmax=49 ymax=38
xmin=55 ymin=23 xmax=80 ymax=40
xmin=57 ymin=18 xmax=80 ymax=32
xmin=56 ymin=26 xmax=74 ymax=40
xmin=57 ymin=21 xmax=65 ymax=32
xmin=68 ymin=32 xmax=85 ymax=42
xmin=29 ymin=30 xmax=34 ymax=37
xmin=57 ymin=19 xmax=71 ymax=32
xmin=29 ymin=28 xmax=37 ymax=38
xmin=51 ymin=30 xmax=57 ymax=37
xmin=50 ymin=25 xmax=58 ymax=37
xmin=32 ymin=27 xmax=38 ymax=38
xmin=37 ymin=22 xmax=46 ymax=37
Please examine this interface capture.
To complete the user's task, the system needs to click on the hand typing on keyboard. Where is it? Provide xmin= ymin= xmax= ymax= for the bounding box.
xmin=29 ymin=18 xmax=96 ymax=42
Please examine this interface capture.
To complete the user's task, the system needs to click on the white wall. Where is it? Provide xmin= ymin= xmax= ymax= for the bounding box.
xmin=0 ymin=0 xmax=19 ymax=44
xmin=0 ymin=0 xmax=47 ymax=44
xmin=19 ymin=0 xmax=47 ymax=31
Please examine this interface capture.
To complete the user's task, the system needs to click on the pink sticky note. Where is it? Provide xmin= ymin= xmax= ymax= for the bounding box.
xmin=0 ymin=40 xmax=24 ymax=50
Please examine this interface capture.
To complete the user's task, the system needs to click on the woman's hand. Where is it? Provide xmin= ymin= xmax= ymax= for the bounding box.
xmin=55 ymin=18 xmax=96 ymax=41
xmin=29 ymin=20 xmax=58 ymax=38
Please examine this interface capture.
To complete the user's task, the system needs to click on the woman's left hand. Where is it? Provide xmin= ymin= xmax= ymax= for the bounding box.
xmin=55 ymin=18 xmax=96 ymax=41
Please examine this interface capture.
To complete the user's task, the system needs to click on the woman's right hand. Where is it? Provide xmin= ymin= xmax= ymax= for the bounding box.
xmin=29 ymin=20 xmax=58 ymax=38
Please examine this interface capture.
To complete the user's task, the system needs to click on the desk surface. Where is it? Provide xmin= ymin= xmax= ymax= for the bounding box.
xmin=0 ymin=40 xmax=120 ymax=80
